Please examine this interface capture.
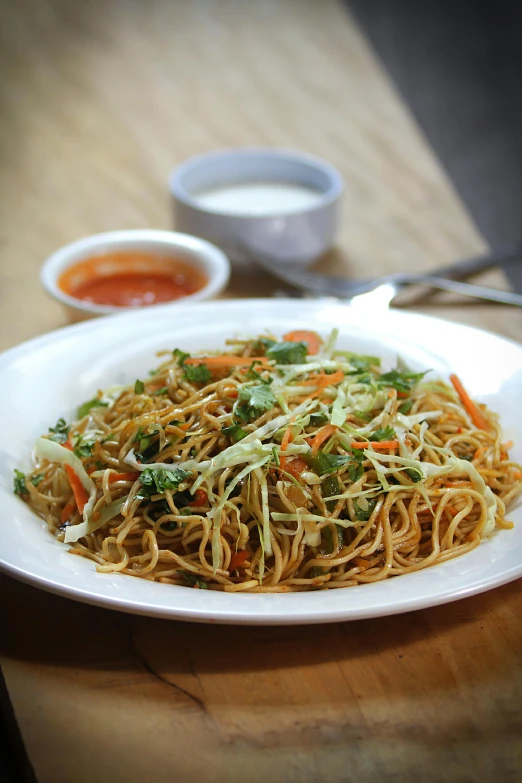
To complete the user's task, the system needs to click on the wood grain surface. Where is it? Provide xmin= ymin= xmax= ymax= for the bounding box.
xmin=0 ymin=1 xmax=521 ymax=782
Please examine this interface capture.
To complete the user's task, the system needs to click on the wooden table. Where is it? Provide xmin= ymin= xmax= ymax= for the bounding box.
xmin=1 ymin=2 xmax=521 ymax=781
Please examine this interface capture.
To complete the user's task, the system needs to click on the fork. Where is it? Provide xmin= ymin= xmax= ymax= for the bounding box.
xmin=250 ymin=243 xmax=522 ymax=306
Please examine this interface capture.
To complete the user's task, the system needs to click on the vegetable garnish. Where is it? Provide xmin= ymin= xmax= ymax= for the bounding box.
xmin=64 ymin=465 xmax=89 ymax=514
xmin=283 ymin=330 xmax=323 ymax=355
xmin=77 ymin=397 xmax=108 ymax=419
xmin=449 ymin=374 xmax=489 ymax=431
xmin=15 ymin=329 xmax=521 ymax=592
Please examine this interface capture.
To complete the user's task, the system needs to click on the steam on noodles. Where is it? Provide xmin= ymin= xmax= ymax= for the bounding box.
xmin=14 ymin=329 xmax=522 ymax=592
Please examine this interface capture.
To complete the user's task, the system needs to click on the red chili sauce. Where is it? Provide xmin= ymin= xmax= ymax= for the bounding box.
xmin=58 ymin=252 xmax=207 ymax=307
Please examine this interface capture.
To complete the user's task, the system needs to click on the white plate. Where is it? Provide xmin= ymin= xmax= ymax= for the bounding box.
xmin=1 ymin=299 xmax=522 ymax=624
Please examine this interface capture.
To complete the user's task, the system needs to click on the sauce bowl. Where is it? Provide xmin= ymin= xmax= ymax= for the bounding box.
xmin=40 ymin=229 xmax=230 ymax=320
xmin=170 ymin=148 xmax=343 ymax=267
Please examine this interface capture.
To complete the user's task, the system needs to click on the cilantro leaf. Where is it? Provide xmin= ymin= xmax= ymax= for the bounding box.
xmin=266 ymin=340 xmax=308 ymax=365
xmin=31 ymin=473 xmax=44 ymax=487
xmin=152 ymin=387 xmax=169 ymax=396
xmin=138 ymin=467 xmax=192 ymax=498
xmin=234 ymin=384 xmax=277 ymax=422
xmin=48 ymin=418 xmax=70 ymax=444
xmin=309 ymin=412 xmax=329 ymax=427
xmin=77 ymin=398 xmax=108 ymax=419
xmin=253 ymin=337 xmax=276 ymax=355
xmin=377 ymin=369 xmax=427 ymax=393
xmin=306 ymin=449 xmax=364 ymax=479
xmin=369 ymin=426 xmax=397 ymax=442
xmin=134 ymin=379 xmax=145 ymax=394
xmin=246 ymin=360 xmax=272 ymax=383
xmin=181 ymin=571 xmax=208 ymax=589
xmin=398 ymin=399 xmax=414 ymax=415
xmin=13 ymin=469 xmax=27 ymax=496
xmin=346 ymin=354 xmax=381 ymax=373
xmin=183 ymin=364 xmax=211 ymax=384
xmin=73 ymin=435 xmax=96 ymax=459
xmin=354 ymin=498 xmax=378 ymax=521
xmin=222 ymin=424 xmax=248 ymax=443
xmin=173 ymin=348 xmax=190 ymax=365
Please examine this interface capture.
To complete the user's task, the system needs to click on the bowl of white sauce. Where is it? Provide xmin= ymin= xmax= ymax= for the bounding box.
xmin=170 ymin=148 xmax=343 ymax=267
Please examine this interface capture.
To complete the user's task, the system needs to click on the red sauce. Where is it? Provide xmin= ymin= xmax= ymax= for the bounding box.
xmin=58 ymin=252 xmax=208 ymax=307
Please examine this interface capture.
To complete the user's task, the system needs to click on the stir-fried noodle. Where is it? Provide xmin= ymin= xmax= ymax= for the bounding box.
xmin=15 ymin=330 xmax=522 ymax=592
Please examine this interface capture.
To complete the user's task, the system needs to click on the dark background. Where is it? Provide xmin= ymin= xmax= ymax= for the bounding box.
xmin=1 ymin=1 xmax=521 ymax=780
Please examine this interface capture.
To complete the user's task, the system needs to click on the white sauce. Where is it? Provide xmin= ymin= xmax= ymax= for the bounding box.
xmin=193 ymin=181 xmax=322 ymax=216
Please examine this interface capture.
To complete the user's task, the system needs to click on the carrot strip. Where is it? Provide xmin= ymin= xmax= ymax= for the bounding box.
xmin=108 ymin=472 xmax=140 ymax=483
xmin=311 ymin=424 xmax=338 ymax=455
xmin=279 ymin=418 xmax=296 ymax=471
xmin=302 ymin=370 xmax=344 ymax=387
xmin=283 ymin=330 xmax=322 ymax=355
xmin=350 ymin=440 xmax=400 ymax=450
xmin=450 ymin=374 xmax=489 ymax=430
xmin=229 ymin=550 xmax=250 ymax=571
xmin=60 ymin=496 xmax=77 ymax=524
xmin=184 ymin=356 xmax=269 ymax=367
xmin=64 ymin=464 xmax=89 ymax=514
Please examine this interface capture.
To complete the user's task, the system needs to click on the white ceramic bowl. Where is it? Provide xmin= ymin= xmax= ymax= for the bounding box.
xmin=40 ymin=229 xmax=231 ymax=320
xmin=170 ymin=148 xmax=343 ymax=267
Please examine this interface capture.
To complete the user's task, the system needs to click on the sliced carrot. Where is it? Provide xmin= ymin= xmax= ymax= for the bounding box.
xmin=108 ymin=472 xmax=140 ymax=483
xmin=284 ymin=457 xmax=309 ymax=479
xmin=64 ymin=464 xmax=89 ymax=514
xmin=283 ymin=330 xmax=323 ymax=355
xmin=302 ymin=370 xmax=344 ymax=387
xmin=351 ymin=440 xmax=400 ymax=450
xmin=311 ymin=424 xmax=338 ymax=455
xmin=184 ymin=356 xmax=269 ymax=367
xmin=279 ymin=418 xmax=296 ymax=472
xmin=450 ymin=374 xmax=489 ymax=430
xmin=188 ymin=489 xmax=208 ymax=507
xmin=229 ymin=550 xmax=250 ymax=571
xmin=60 ymin=496 xmax=77 ymax=524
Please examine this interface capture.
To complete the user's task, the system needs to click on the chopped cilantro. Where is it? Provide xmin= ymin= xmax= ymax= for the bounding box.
xmin=369 ymin=426 xmax=397 ymax=442
xmin=77 ymin=397 xmax=108 ymax=419
xmin=354 ymin=498 xmax=378 ymax=521
xmin=73 ymin=435 xmax=96 ymax=459
xmin=181 ymin=571 xmax=208 ymax=589
xmin=322 ymin=475 xmax=340 ymax=511
xmin=235 ymin=384 xmax=277 ymax=423
xmin=398 ymin=398 xmax=414 ymax=415
xmin=222 ymin=423 xmax=248 ymax=443
xmin=183 ymin=364 xmax=211 ymax=384
xmin=137 ymin=467 xmax=192 ymax=498
xmin=309 ymin=412 xmax=329 ymax=427
xmin=345 ymin=354 xmax=381 ymax=373
xmin=152 ymin=387 xmax=169 ymax=396
xmin=31 ymin=473 xmax=44 ymax=487
xmin=377 ymin=369 xmax=427 ymax=394
xmin=134 ymin=379 xmax=145 ymax=394
xmin=266 ymin=340 xmax=308 ymax=365
xmin=13 ymin=469 xmax=27 ymax=496
xmin=246 ymin=360 xmax=272 ymax=383
xmin=173 ymin=348 xmax=190 ymax=365
xmin=306 ymin=449 xmax=364 ymax=479
xmin=48 ymin=418 xmax=70 ymax=444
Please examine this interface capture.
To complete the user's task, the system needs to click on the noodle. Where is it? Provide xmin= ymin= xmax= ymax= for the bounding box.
xmin=14 ymin=330 xmax=522 ymax=592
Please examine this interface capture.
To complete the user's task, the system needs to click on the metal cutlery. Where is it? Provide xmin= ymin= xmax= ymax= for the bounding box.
xmin=249 ymin=242 xmax=522 ymax=306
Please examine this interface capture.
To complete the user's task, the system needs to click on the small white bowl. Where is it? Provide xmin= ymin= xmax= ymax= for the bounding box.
xmin=41 ymin=229 xmax=230 ymax=320
xmin=170 ymin=148 xmax=343 ymax=267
